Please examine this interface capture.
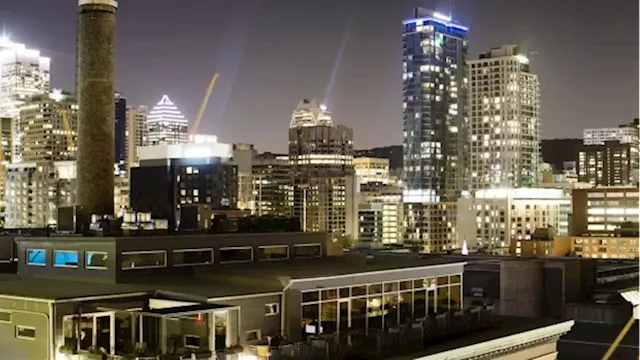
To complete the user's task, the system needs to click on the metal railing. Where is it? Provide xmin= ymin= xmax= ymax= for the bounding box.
xmin=245 ymin=305 xmax=496 ymax=360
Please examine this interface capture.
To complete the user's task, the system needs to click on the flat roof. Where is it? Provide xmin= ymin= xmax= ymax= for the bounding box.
xmin=203 ymin=253 xmax=464 ymax=281
xmin=0 ymin=254 xmax=463 ymax=301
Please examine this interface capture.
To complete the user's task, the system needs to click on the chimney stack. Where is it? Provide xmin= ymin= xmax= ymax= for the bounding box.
xmin=76 ymin=0 xmax=118 ymax=223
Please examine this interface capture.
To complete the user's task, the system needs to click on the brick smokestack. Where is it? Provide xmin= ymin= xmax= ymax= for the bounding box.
xmin=76 ymin=0 xmax=118 ymax=219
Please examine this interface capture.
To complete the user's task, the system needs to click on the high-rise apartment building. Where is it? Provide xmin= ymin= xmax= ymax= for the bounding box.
xmin=114 ymin=92 xmax=127 ymax=172
xmin=147 ymin=95 xmax=187 ymax=145
xmin=354 ymin=157 xmax=389 ymax=185
xmin=288 ymin=99 xmax=356 ymax=239
xmin=578 ymin=141 xmax=639 ymax=187
xmin=358 ymin=184 xmax=404 ymax=248
xmin=19 ymin=90 xmax=77 ymax=163
xmin=457 ymin=188 xmax=570 ymax=251
xmin=0 ymin=117 xmax=12 ymax=210
xmin=401 ymin=8 xmax=468 ymax=251
xmin=0 ymin=38 xmax=51 ymax=162
xmin=5 ymin=161 xmax=75 ymax=228
xmin=251 ymin=153 xmax=293 ymax=217
xmin=578 ymin=120 xmax=639 ymax=187
xmin=583 ymin=119 xmax=639 ymax=145
xmin=468 ymin=45 xmax=541 ymax=190
xmin=125 ymin=105 xmax=148 ymax=169
xmin=402 ymin=8 xmax=468 ymax=203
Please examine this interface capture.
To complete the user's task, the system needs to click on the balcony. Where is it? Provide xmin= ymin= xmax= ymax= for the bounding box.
xmin=56 ymin=300 xmax=239 ymax=360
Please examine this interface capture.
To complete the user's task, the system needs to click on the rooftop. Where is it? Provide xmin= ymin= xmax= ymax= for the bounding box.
xmin=0 ymin=253 xmax=463 ymax=301
xmin=388 ymin=317 xmax=572 ymax=360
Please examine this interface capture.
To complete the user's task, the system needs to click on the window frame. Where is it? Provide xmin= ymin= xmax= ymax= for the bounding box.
xmin=257 ymin=245 xmax=289 ymax=261
xmin=245 ymin=329 xmax=261 ymax=342
xmin=15 ymin=325 xmax=36 ymax=340
xmin=265 ymin=303 xmax=280 ymax=316
xmin=121 ymin=250 xmax=167 ymax=270
xmin=172 ymin=248 xmax=214 ymax=267
xmin=219 ymin=246 xmax=254 ymax=264
xmin=26 ymin=249 xmax=47 ymax=266
xmin=183 ymin=334 xmax=201 ymax=349
xmin=53 ymin=250 xmax=79 ymax=269
xmin=0 ymin=310 xmax=11 ymax=323
xmin=292 ymin=243 xmax=322 ymax=258
xmin=85 ymin=251 xmax=108 ymax=270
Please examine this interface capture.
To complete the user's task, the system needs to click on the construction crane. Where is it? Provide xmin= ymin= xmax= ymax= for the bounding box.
xmin=58 ymin=109 xmax=75 ymax=154
xmin=189 ymin=72 xmax=220 ymax=137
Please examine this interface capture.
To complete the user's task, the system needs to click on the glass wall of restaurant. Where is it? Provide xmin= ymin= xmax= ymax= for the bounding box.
xmin=300 ymin=274 xmax=462 ymax=337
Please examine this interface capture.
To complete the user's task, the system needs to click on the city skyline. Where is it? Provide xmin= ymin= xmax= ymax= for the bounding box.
xmin=1 ymin=0 xmax=638 ymax=153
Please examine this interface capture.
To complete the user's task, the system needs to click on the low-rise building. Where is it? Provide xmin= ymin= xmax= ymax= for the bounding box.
xmin=0 ymin=230 xmax=478 ymax=360
xmin=130 ymin=141 xmax=237 ymax=230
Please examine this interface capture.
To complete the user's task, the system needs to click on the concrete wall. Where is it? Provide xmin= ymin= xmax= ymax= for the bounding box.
xmin=209 ymin=294 xmax=282 ymax=344
xmin=0 ymin=297 xmax=51 ymax=360
xmin=500 ymin=259 xmax=544 ymax=317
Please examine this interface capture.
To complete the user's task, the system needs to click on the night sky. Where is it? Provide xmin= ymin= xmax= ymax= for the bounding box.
xmin=1 ymin=0 xmax=638 ymax=152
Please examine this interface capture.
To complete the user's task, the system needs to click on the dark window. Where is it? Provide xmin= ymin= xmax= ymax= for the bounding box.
xmin=86 ymin=251 xmax=108 ymax=269
xmin=302 ymin=291 xmax=319 ymax=303
xmin=16 ymin=326 xmax=36 ymax=340
xmin=0 ymin=311 xmax=10 ymax=323
xmin=292 ymin=244 xmax=321 ymax=258
xmin=173 ymin=249 xmax=213 ymax=266
xmin=257 ymin=246 xmax=288 ymax=261
xmin=246 ymin=330 xmax=260 ymax=342
xmin=184 ymin=335 xmax=200 ymax=348
xmin=219 ymin=247 xmax=253 ymax=263
xmin=121 ymin=251 xmax=166 ymax=270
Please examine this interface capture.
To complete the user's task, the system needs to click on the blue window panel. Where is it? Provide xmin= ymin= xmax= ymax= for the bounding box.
xmin=54 ymin=251 xmax=78 ymax=268
xmin=27 ymin=249 xmax=46 ymax=265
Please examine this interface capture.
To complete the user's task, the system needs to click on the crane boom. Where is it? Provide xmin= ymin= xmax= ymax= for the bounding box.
xmin=59 ymin=110 xmax=74 ymax=152
xmin=190 ymin=72 xmax=220 ymax=136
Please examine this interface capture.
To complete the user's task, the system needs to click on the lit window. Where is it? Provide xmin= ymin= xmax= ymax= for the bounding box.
xmin=54 ymin=250 xmax=78 ymax=268
xmin=26 ymin=249 xmax=46 ymax=266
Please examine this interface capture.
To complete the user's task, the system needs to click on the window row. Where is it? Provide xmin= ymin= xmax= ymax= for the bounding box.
xmin=302 ymin=284 xmax=462 ymax=337
xmin=26 ymin=243 xmax=322 ymax=270
xmin=26 ymin=249 xmax=107 ymax=269
xmin=301 ymin=274 xmax=462 ymax=303
xmin=121 ymin=243 xmax=322 ymax=270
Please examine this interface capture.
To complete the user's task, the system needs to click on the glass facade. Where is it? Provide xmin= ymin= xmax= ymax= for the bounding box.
xmin=300 ymin=274 xmax=462 ymax=337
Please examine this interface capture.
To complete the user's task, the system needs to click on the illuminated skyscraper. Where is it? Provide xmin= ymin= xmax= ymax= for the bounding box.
xmin=288 ymin=99 xmax=357 ymax=240
xmin=0 ymin=37 xmax=51 ymax=162
xmin=401 ymin=8 xmax=468 ymax=251
xmin=147 ymin=95 xmax=188 ymax=145
xmin=125 ymin=105 xmax=148 ymax=170
xmin=114 ymin=92 xmax=127 ymax=171
xmin=402 ymin=8 xmax=468 ymax=203
xmin=468 ymin=45 xmax=541 ymax=190
xmin=288 ymin=98 xmax=353 ymax=175
xmin=19 ymin=90 xmax=77 ymax=162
